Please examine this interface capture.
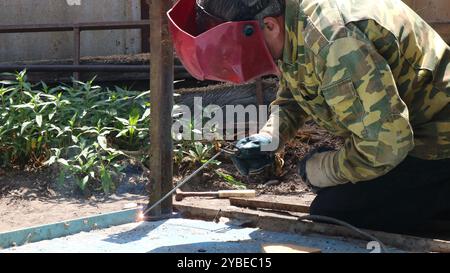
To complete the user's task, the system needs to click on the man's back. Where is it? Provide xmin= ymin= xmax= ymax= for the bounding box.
xmin=289 ymin=0 xmax=450 ymax=160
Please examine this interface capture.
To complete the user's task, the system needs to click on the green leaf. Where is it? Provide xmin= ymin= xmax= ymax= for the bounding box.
xmin=215 ymin=171 xmax=246 ymax=189
xmin=20 ymin=121 xmax=33 ymax=135
xmin=100 ymin=168 xmax=113 ymax=194
xmin=79 ymin=175 xmax=90 ymax=191
xmin=57 ymin=158 xmax=70 ymax=167
xmin=139 ymin=108 xmax=151 ymax=122
xmin=115 ymin=117 xmax=129 ymax=126
xmin=48 ymin=112 xmax=55 ymax=121
xmin=129 ymin=107 xmax=140 ymax=126
xmin=43 ymin=156 xmax=57 ymax=166
xmin=71 ymin=135 xmax=79 ymax=144
xmin=58 ymin=171 xmax=66 ymax=186
xmin=135 ymin=90 xmax=150 ymax=100
xmin=97 ymin=135 xmax=108 ymax=150
xmin=116 ymin=129 xmax=129 ymax=138
xmin=0 ymin=80 xmax=15 ymax=85
xmin=36 ymin=115 xmax=43 ymax=127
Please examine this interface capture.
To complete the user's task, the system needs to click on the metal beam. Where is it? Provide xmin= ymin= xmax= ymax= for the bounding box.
xmin=0 ymin=65 xmax=186 ymax=72
xmin=0 ymin=208 xmax=140 ymax=249
xmin=147 ymin=0 xmax=174 ymax=217
xmin=0 ymin=20 xmax=151 ymax=34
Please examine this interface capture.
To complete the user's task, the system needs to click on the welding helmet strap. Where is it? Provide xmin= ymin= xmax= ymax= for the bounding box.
xmin=196 ymin=0 xmax=284 ymax=29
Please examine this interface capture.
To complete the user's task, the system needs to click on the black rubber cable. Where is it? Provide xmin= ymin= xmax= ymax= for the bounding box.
xmin=297 ymin=215 xmax=389 ymax=252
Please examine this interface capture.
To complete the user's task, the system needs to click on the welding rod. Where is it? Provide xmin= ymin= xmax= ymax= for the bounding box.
xmin=142 ymin=150 xmax=224 ymax=216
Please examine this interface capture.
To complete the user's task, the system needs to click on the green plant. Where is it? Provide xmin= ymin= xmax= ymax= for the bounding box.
xmin=0 ymin=70 xmax=230 ymax=194
xmin=0 ymin=71 xmax=150 ymax=194
xmin=46 ymin=135 xmax=125 ymax=194
xmin=215 ymin=170 xmax=247 ymax=189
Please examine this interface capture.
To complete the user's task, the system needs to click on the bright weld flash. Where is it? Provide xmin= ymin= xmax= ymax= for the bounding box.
xmin=136 ymin=207 xmax=145 ymax=222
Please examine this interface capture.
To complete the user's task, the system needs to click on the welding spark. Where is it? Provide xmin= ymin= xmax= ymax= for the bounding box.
xmin=136 ymin=207 xmax=145 ymax=222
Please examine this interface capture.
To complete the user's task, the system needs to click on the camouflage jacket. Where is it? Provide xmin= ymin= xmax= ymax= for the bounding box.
xmin=261 ymin=0 xmax=450 ymax=183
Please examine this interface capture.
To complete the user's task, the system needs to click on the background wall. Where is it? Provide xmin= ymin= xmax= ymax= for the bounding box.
xmin=0 ymin=0 xmax=448 ymax=63
xmin=0 ymin=0 xmax=142 ymax=63
xmin=403 ymin=0 xmax=450 ymax=43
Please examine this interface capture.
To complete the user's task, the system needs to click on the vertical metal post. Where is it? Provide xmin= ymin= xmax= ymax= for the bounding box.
xmin=147 ymin=0 xmax=174 ymax=217
xmin=140 ymin=0 xmax=151 ymax=53
xmin=255 ymin=78 xmax=265 ymax=130
xmin=255 ymin=78 xmax=265 ymax=106
xmin=73 ymin=26 xmax=81 ymax=81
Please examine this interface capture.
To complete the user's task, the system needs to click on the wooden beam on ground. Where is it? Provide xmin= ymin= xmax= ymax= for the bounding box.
xmin=262 ymin=244 xmax=322 ymax=253
xmin=0 ymin=208 xmax=140 ymax=249
xmin=148 ymin=0 xmax=174 ymax=217
xmin=173 ymin=198 xmax=450 ymax=253
xmin=229 ymin=196 xmax=310 ymax=213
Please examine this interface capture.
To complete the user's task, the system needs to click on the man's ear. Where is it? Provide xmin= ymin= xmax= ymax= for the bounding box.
xmin=262 ymin=16 xmax=285 ymax=60
xmin=263 ymin=17 xmax=281 ymax=37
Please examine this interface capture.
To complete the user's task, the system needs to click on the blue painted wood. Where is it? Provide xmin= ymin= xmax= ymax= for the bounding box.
xmin=0 ymin=208 xmax=140 ymax=249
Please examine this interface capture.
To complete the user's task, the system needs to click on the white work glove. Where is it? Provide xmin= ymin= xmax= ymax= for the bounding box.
xmin=298 ymin=148 xmax=349 ymax=191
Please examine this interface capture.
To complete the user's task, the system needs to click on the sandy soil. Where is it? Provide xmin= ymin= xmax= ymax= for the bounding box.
xmin=0 ymin=166 xmax=148 ymax=232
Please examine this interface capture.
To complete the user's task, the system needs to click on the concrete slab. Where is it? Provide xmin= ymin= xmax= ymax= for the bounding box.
xmin=2 ymin=218 xmax=402 ymax=253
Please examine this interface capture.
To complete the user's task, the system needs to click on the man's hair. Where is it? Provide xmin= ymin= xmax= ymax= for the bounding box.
xmin=196 ymin=0 xmax=285 ymax=32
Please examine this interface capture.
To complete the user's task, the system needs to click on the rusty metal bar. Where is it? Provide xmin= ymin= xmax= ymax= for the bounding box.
xmin=0 ymin=65 xmax=185 ymax=72
xmin=73 ymin=27 xmax=81 ymax=80
xmin=140 ymin=0 xmax=151 ymax=53
xmin=0 ymin=20 xmax=153 ymax=80
xmin=255 ymin=78 xmax=265 ymax=105
xmin=0 ymin=65 xmax=147 ymax=72
xmin=0 ymin=20 xmax=151 ymax=33
xmin=147 ymin=0 xmax=174 ymax=217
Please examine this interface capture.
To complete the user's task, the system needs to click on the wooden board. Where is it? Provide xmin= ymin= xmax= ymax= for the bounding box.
xmin=229 ymin=195 xmax=311 ymax=214
xmin=262 ymin=244 xmax=321 ymax=253
xmin=0 ymin=208 xmax=140 ymax=249
xmin=173 ymin=198 xmax=450 ymax=253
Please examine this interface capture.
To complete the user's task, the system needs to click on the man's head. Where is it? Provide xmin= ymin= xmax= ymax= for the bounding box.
xmin=196 ymin=0 xmax=285 ymax=60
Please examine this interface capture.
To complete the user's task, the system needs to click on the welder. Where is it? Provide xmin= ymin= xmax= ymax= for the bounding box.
xmin=167 ymin=0 xmax=450 ymax=233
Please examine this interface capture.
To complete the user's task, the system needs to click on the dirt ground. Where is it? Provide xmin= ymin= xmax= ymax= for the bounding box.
xmin=177 ymin=122 xmax=344 ymax=195
xmin=0 ymin=122 xmax=343 ymax=233
xmin=0 ymin=167 xmax=148 ymax=232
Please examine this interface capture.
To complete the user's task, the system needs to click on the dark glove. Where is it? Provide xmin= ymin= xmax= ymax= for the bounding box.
xmin=298 ymin=147 xmax=335 ymax=193
xmin=231 ymin=134 xmax=274 ymax=176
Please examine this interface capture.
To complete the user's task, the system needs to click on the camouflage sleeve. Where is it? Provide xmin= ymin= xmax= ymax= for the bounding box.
xmin=260 ymin=76 xmax=307 ymax=148
xmin=319 ymin=36 xmax=415 ymax=183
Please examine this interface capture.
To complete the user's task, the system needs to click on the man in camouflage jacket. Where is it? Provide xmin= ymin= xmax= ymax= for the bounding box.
xmin=195 ymin=0 xmax=450 ymax=233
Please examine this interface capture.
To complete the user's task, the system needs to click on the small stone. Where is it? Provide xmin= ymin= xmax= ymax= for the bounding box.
xmin=264 ymin=180 xmax=280 ymax=187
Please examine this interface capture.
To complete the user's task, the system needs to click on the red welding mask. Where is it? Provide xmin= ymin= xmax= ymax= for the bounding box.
xmin=167 ymin=0 xmax=279 ymax=84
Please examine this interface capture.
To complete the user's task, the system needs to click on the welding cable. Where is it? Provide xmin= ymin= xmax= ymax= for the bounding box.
xmin=297 ymin=215 xmax=389 ymax=253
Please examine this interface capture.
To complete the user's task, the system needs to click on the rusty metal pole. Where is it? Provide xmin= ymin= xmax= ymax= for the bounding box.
xmin=255 ymin=78 xmax=265 ymax=106
xmin=73 ymin=26 xmax=81 ymax=81
xmin=147 ymin=0 xmax=174 ymax=217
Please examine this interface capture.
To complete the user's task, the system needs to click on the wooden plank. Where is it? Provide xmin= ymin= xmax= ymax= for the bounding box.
xmin=262 ymin=244 xmax=321 ymax=253
xmin=229 ymin=196 xmax=310 ymax=213
xmin=174 ymin=199 xmax=450 ymax=253
xmin=0 ymin=208 xmax=140 ymax=249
